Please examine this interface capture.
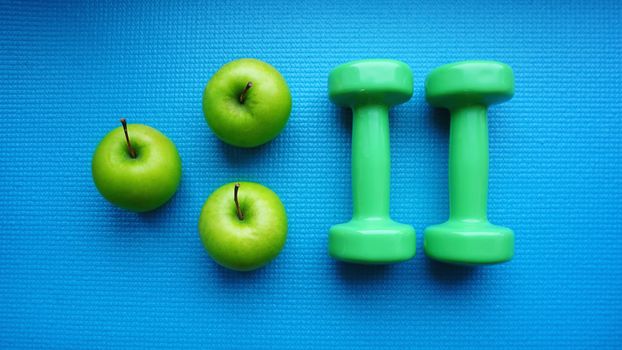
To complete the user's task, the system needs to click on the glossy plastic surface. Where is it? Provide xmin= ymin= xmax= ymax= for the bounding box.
xmin=424 ymin=61 xmax=515 ymax=265
xmin=328 ymin=59 xmax=416 ymax=264
xmin=426 ymin=60 xmax=514 ymax=108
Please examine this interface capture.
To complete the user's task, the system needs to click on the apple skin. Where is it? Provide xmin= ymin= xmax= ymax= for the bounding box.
xmin=92 ymin=123 xmax=182 ymax=212
xmin=198 ymin=182 xmax=288 ymax=271
xmin=202 ymin=58 xmax=292 ymax=148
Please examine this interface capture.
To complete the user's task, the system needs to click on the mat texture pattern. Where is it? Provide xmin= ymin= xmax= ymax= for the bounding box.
xmin=1 ymin=1 xmax=621 ymax=348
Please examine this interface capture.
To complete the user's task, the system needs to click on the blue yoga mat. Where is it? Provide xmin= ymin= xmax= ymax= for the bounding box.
xmin=1 ymin=1 xmax=620 ymax=348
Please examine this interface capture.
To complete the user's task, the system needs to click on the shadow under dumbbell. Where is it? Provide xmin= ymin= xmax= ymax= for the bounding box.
xmin=338 ymin=106 xmax=353 ymax=135
xmin=337 ymin=261 xmax=389 ymax=282
xmin=425 ymin=257 xmax=477 ymax=284
xmin=426 ymin=105 xmax=450 ymax=132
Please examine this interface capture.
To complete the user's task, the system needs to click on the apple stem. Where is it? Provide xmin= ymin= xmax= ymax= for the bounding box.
xmin=234 ymin=183 xmax=244 ymax=221
xmin=239 ymin=82 xmax=253 ymax=104
xmin=120 ymin=119 xmax=137 ymax=158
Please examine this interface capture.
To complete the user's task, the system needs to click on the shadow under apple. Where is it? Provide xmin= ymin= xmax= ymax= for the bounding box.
xmin=216 ymin=133 xmax=285 ymax=166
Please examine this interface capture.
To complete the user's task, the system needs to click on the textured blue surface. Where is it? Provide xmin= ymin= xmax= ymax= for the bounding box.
xmin=1 ymin=0 xmax=621 ymax=348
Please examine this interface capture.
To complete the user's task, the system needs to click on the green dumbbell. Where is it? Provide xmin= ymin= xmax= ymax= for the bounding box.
xmin=424 ymin=60 xmax=515 ymax=265
xmin=328 ymin=59 xmax=416 ymax=264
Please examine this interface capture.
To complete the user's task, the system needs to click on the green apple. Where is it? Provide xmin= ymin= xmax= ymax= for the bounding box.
xmin=202 ymin=58 xmax=292 ymax=148
xmin=92 ymin=119 xmax=182 ymax=212
xmin=198 ymin=182 xmax=288 ymax=271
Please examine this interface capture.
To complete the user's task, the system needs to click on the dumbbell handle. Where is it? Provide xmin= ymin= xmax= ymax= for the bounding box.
xmin=449 ymin=105 xmax=489 ymax=221
xmin=351 ymin=104 xmax=390 ymax=220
